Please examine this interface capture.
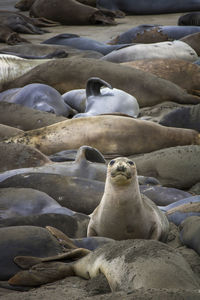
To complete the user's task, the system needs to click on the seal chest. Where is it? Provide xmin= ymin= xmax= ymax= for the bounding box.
xmin=87 ymin=157 xmax=169 ymax=241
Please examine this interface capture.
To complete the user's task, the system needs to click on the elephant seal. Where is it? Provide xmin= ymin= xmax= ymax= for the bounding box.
xmin=0 ymin=145 xmax=107 ymax=183
xmin=0 ymin=187 xmax=75 ymax=219
xmin=87 ymin=157 xmax=169 ymax=241
xmin=101 ymin=41 xmax=198 ymax=63
xmin=0 ymin=213 xmax=89 ymax=238
xmin=0 ymin=173 xmax=105 ymax=215
xmin=132 ymin=145 xmax=200 ymax=189
xmin=178 ymin=12 xmax=200 ymax=26
xmin=180 ymin=32 xmax=200 ymax=56
xmin=42 ymin=33 xmax=130 ymax=55
xmin=15 ymin=0 xmax=35 ymax=11
xmin=0 ymin=124 xmax=23 ymax=139
xmin=179 ymin=216 xmax=200 ymax=255
xmin=160 ymin=196 xmax=200 ymax=225
xmin=108 ymin=24 xmax=200 ymax=45
xmin=0 ymin=102 xmax=66 ymax=131
xmin=1 ymin=57 xmax=200 ymax=108
xmin=74 ymin=77 xmax=139 ymax=118
xmin=0 ymin=10 xmax=57 ymax=35
xmin=0 ymin=24 xmax=29 ymax=45
xmin=0 ymin=83 xmax=75 ymax=117
xmin=96 ymin=0 xmax=200 ymax=14
xmin=8 ymin=239 xmax=199 ymax=291
xmin=62 ymin=89 xmax=86 ymax=113
xmin=30 ymin=0 xmax=117 ymax=25
xmin=4 ymin=115 xmax=200 ymax=156
xmin=121 ymin=59 xmax=200 ymax=92
xmin=159 ymin=104 xmax=200 ymax=132
xmin=0 ymin=142 xmax=50 ymax=172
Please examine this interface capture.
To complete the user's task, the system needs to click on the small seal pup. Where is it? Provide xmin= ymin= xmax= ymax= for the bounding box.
xmin=87 ymin=157 xmax=169 ymax=241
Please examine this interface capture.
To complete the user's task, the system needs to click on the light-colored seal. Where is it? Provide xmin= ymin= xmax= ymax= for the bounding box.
xmin=87 ymin=157 xmax=169 ymax=241
xmin=74 ymin=77 xmax=139 ymax=118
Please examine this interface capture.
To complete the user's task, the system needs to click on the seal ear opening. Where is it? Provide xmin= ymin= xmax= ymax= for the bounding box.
xmin=86 ymin=77 xmax=112 ymax=98
xmin=75 ymin=145 xmax=106 ymax=163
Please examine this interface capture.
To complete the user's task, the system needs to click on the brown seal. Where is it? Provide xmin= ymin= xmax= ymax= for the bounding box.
xmin=30 ymin=0 xmax=116 ymax=25
xmin=1 ymin=57 xmax=200 ymax=108
xmin=0 ymin=25 xmax=29 ymax=45
xmin=87 ymin=157 xmax=169 ymax=241
xmin=4 ymin=115 xmax=200 ymax=156
xmin=121 ymin=59 xmax=200 ymax=93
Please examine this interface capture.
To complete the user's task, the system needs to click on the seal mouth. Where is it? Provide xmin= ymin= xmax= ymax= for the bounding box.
xmin=111 ymin=171 xmax=131 ymax=179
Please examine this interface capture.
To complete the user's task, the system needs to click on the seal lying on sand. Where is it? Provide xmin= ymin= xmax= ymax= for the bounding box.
xmin=30 ymin=0 xmax=117 ymax=25
xmin=88 ymin=157 xmax=169 ymax=241
xmin=0 ymin=25 xmax=29 ymax=45
xmin=4 ymin=115 xmax=200 ymax=156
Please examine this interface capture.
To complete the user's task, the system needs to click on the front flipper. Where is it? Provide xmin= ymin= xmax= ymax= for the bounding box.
xmin=86 ymin=77 xmax=112 ymax=98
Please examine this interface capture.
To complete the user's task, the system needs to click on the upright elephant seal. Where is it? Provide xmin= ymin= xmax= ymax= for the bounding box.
xmin=87 ymin=157 xmax=169 ymax=241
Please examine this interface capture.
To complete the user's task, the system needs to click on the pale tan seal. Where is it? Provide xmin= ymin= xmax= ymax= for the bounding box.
xmin=87 ymin=157 xmax=169 ymax=241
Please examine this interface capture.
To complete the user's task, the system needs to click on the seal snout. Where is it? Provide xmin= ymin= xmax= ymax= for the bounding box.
xmin=116 ymin=164 xmax=126 ymax=172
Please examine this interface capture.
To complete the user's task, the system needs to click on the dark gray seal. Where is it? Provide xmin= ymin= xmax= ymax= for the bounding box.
xmin=42 ymin=33 xmax=130 ymax=55
xmin=159 ymin=196 xmax=200 ymax=225
xmin=0 ymin=187 xmax=75 ymax=219
xmin=0 ymin=213 xmax=89 ymax=238
xmin=159 ymin=104 xmax=200 ymax=132
xmin=97 ymin=0 xmax=200 ymax=14
xmin=0 ymin=83 xmax=75 ymax=117
xmin=179 ymin=216 xmax=200 ymax=255
xmin=108 ymin=24 xmax=200 ymax=44
xmin=74 ymin=77 xmax=139 ymax=118
xmin=178 ymin=12 xmax=200 ymax=26
xmin=0 ymin=145 xmax=107 ymax=183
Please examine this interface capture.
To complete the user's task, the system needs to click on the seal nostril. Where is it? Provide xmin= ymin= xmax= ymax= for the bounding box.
xmin=117 ymin=165 xmax=126 ymax=172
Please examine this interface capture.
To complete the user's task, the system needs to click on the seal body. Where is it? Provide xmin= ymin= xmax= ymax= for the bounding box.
xmin=178 ymin=12 xmax=200 ymax=26
xmin=97 ymin=0 xmax=200 ymax=14
xmin=87 ymin=157 xmax=169 ymax=242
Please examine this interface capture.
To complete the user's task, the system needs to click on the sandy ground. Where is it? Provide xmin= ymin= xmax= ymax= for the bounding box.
xmin=0 ymin=1 xmax=199 ymax=299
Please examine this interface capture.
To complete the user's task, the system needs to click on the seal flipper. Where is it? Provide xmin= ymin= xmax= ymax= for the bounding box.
xmin=75 ymin=145 xmax=106 ymax=164
xmin=8 ymin=262 xmax=75 ymax=286
xmin=0 ymin=281 xmax=31 ymax=291
xmin=86 ymin=77 xmax=112 ymax=98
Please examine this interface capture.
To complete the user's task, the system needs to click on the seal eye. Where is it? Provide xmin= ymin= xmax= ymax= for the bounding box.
xmin=128 ymin=161 xmax=134 ymax=165
xmin=109 ymin=160 xmax=115 ymax=166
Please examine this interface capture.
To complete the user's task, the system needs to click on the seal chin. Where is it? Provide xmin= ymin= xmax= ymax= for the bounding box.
xmin=111 ymin=171 xmax=132 ymax=185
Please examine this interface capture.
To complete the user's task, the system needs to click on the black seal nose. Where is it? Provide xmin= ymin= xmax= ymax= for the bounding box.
xmin=117 ymin=165 xmax=126 ymax=172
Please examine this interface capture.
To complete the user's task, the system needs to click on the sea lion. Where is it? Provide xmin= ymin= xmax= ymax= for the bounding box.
xmin=160 ymin=196 xmax=200 ymax=225
xmin=87 ymin=157 xmax=169 ymax=241
xmin=0 ymin=83 xmax=75 ymax=117
xmin=3 ymin=115 xmax=200 ymax=156
xmin=159 ymin=104 xmax=200 ymax=132
xmin=0 ymin=142 xmax=50 ymax=173
xmin=101 ymin=41 xmax=198 ymax=63
xmin=180 ymin=32 xmax=200 ymax=56
xmin=96 ymin=0 xmax=200 ymax=14
xmin=8 ymin=239 xmax=199 ymax=291
xmin=108 ymin=24 xmax=200 ymax=44
xmin=121 ymin=59 xmax=200 ymax=92
xmin=0 ymin=187 xmax=75 ymax=219
xmin=178 ymin=12 xmax=200 ymax=26
xmin=74 ymin=77 xmax=139 ymax=118
xmin=179 ymin=216 xmax=200 ymax=255
xmin=30 ymin=0 xmax=117 ymax=25
xmin=1 ymin=57 xmax=200 ymax=108
xmin=0 ymin=102 xmax=66 ymax=131
xmin=131 ymin=145 xmax=200 ymax=189
xmin=0 ymin=24 xmax=29 ymax=45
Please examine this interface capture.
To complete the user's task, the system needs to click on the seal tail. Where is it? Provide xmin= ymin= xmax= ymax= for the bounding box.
xmin=86 ymin=77 xmax=112 ymax=98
